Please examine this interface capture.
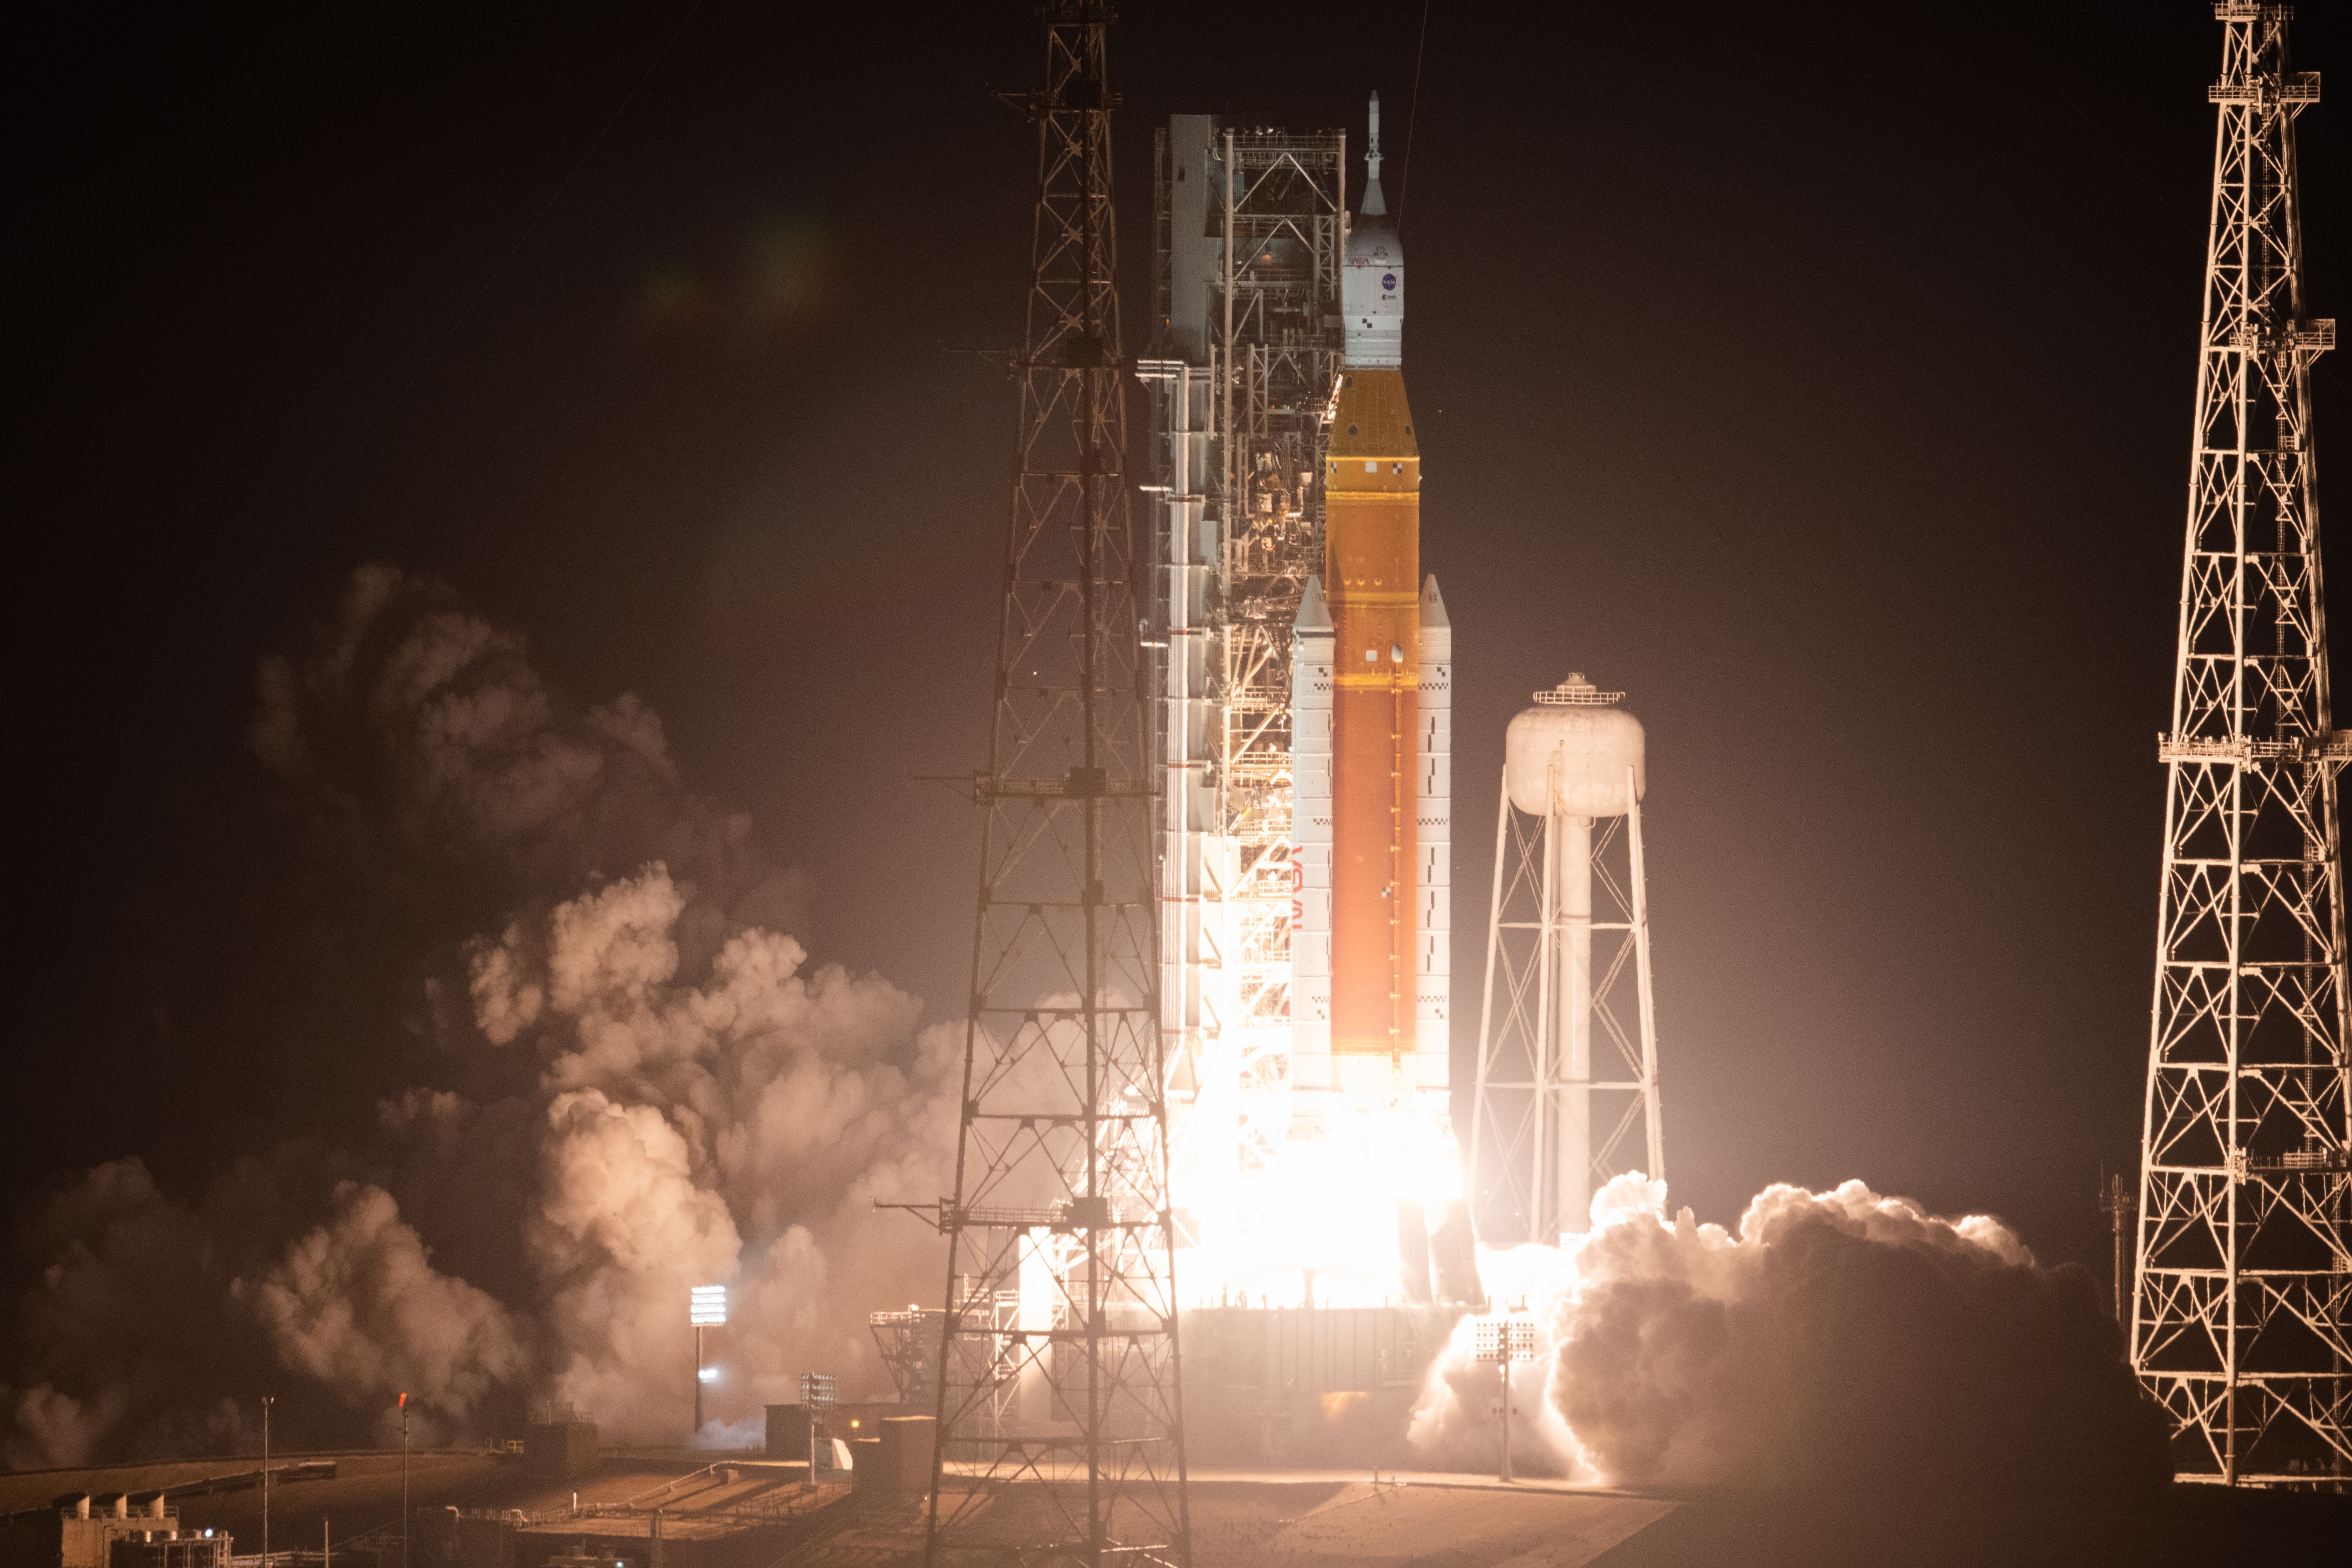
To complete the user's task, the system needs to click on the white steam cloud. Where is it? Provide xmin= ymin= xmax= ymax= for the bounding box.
xmin=6 ymin=564 xmax=2165 ymax=1492
xmin=4 ymin=567 xmax=950 ymax=1463
xmin=237 ymin=1183 xmax=528 ymax=1442
xmin=247 ymin=562 xmax=818 ymax=965
xmin=475 ymin=862 xmax=959 ymax=1422
xmin=1408 ymin=1175 xmax=2168 ymax=1490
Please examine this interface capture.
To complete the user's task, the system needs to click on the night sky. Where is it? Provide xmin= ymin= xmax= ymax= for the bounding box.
xmin=17 ymin=0 xmax=2347 ymax=1310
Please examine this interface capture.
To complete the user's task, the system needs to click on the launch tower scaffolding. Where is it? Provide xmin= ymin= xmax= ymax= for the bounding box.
xmin=2133 ymin=0 xmax=2348 ymax=1489
xmin=926 ymin=6 xmax=1191 ymax=1565
xmin=1139 ymin=120 xmax=1347 ymax=1230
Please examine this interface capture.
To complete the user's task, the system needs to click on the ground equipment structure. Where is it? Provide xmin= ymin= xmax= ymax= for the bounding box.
xmin=1138 ymin=117 xmax=1348 ymax=1239
xmin=2132 ymin=0 xmax=2349 ymax=1488
xmin=925 ymin=6 xmax=1192 ymax=1566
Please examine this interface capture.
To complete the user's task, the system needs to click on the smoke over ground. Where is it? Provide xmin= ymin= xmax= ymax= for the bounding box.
xmin=10 ymin=567 xmax=2169 ymax=1489
xmin=5 ymin=567 xmax=954 ymax=1466
xmin=1410 ymin=1176 xmax=2169 ymax=1490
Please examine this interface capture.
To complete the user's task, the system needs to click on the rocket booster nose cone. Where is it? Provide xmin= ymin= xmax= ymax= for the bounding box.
xmin=1296 ymin=575 xmax=1334 ymax=633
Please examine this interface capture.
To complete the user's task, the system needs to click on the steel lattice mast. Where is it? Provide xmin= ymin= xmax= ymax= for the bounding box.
xmin=925 ymin=6 xmax=1191 ymax=1566
xmin=2133 ymin=0 xmax=2348 ymax=1489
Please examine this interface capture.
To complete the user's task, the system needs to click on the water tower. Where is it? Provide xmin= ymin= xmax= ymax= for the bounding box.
xmin=1469 ymin=674 xmax=1665 ymax=1244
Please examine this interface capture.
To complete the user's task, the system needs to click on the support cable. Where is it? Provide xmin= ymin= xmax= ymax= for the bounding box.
xmin=1396 ymin=0 xmax=1432 ymax=231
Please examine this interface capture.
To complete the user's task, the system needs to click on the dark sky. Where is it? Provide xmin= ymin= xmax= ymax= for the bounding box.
xmin=18 ymin=0 xmax=2346 ymax=1294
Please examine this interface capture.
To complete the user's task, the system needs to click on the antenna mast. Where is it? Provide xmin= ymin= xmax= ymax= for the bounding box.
xmin=926 ymin=4 xmax=1192 ymax=1563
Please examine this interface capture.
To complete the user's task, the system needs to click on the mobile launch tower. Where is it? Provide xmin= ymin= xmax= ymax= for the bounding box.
xmin=1140 ymin=117 xmax=1349 ymax=1240
xmin=1143 ymin=99 xmax=1466 ymax=1302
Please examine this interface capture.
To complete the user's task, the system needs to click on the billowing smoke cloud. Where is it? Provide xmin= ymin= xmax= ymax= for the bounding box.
xmin=5 ymin=566 xmax=952 ymax=1464
xmin=3 ymin=1148 xmax=367 ymax=1468
xmin=472 ymin=863 xmax=959 ymax=1420
xmin=8 ymin=562 xmax=2167 ymax=1487
xmin=1409 ymin=1175 xmax=2169 ymax=1490
xmin=1405 ymin=1240 xmax=1589 ymax=1480
xmin=6 ymin=1160 xmax=234 ymax=1469
xmin=236 ymin=1182 xmax=528 ymax=1443
xmin=246 ymin=562 xmax=816 ymax=957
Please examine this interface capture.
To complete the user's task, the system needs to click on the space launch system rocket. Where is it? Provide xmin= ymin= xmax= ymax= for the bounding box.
xmin=1291 ymin=94 xmax=1452 ymax=1148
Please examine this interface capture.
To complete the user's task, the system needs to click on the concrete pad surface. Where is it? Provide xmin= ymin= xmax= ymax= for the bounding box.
xmin=1580 ymin=1484 xmax=2352 ymax=1568
xmin=1181 ymin=1481 xmax=1674 ymax=1568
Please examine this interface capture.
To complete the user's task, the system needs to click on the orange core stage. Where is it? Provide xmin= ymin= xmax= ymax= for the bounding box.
xmin=1324 ymin=367 xmax=1421 ymax=1074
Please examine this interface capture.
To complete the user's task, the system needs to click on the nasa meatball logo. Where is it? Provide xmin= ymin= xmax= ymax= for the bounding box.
xmin=1381 ymin=273 xmax=1397 ymax=291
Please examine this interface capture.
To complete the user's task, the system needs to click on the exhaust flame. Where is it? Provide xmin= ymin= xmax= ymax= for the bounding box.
xmin=1185 ymin=1110 xmax=1464 ymax=1309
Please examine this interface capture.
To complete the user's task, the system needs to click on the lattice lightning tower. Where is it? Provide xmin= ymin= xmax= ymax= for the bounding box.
xmin=925 ymin=5 xmax=1192 ymax=1563
xmin=2132 ymin=0 xmax=2348 ymax=1489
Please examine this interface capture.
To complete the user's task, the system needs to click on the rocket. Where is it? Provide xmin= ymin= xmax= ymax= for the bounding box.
xmin=1292 ymin=94 xmax=1452 ymax=1146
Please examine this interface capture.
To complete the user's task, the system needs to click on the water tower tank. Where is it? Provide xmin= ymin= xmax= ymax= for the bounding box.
xmin=1503 ymin=674 xmax=1644 ymax=818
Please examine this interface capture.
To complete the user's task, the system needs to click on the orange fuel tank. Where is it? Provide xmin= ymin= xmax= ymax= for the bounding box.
xmin=1323 ymin=368 xmax=1421 ymax=1079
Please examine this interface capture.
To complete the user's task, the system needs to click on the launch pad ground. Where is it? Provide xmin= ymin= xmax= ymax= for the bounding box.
xmin=1172 ymin=1477 xmax=1670 ymax=1566
xmin=6 ymin=1454 xmax=2345 ymax=1567
xmin=767 ymin=1470 xmax=2351 ymax=1568
xmin=1072 ymin=1473 xmax=2345 ymax=1568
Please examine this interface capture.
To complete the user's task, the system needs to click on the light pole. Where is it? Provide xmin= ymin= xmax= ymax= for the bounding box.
xmin=689 ymin=1286 xmax=727 ymax=1437
xmin=1475 ymin=1308 xmax=1537 ymax=1483
xmin=260 ymin=1396 xmax=273 ymax=1568
xmin=2098 ymin=1171 xmax=2137 ymax=1328
xmin=397 ymin=1392 xmax=410 ymax=1568
xmin=799 ymin=1373 xmax=834 ymax=1494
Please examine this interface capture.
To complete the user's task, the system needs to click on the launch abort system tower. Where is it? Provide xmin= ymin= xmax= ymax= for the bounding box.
xmin=2131 ymin=0 xmax=2347 ymax=1488
xmin=927 ymin=5 xmax=1191 ymax=1564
